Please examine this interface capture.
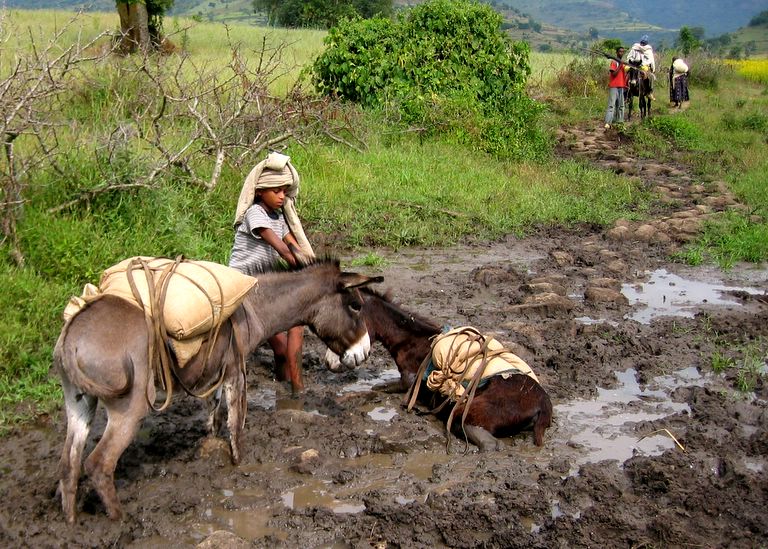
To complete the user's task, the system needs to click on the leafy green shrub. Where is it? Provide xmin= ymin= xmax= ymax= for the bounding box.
xmin=721 ymin=111 xmax=768 ymax=132
xmin=554 ymin=56 xmax=604 ymax=97
xmin=598 ymin=38 xmax=623 ymax=52
xmin=648 ymin=115 xmax=702 ymax=149
xmin=312 ymin=0 xmax=546 ymax=159
xmin=685 ymin=52 xmax=728 ymax=89
xmin=313 ymin=16 xmax=400 ymax=106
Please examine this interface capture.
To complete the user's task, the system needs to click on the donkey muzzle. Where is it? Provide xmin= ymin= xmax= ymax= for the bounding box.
xmin=328 ymin=332 xmax=371 ymax=370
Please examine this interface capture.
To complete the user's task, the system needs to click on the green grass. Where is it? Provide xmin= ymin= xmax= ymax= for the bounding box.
xmin=660 ymin=77 xmax=768 ymax=267
xmin=292 ymin=135 xmax=646 ymax=248
xmin=709 ymin=339 xmax=767 ymax=394
xmin=349 ymin=252 xmax=390 ymax=268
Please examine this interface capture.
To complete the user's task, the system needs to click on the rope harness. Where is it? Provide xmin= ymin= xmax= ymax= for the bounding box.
xmin=404 ymin=327 xmax=537 ymax=453
xmin=123 ymin=257 xmax=247 ymax=411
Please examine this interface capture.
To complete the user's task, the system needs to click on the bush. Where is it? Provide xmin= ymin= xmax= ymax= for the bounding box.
xmin=722 ymin=111 xmax=768 ymax=132
xmin=648 ymin=116 xmax=702 ymax=149
xmin=312 ymin=0 xmax=546 ymax=159
xmin=684 ymin=52 xmax=729 ymax=89
xmin=555 ymin=56 xmax=604 ymax=97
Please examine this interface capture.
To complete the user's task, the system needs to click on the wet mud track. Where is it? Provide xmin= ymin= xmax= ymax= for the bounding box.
xmin=1 ymin=123 xmax=767 ymax=548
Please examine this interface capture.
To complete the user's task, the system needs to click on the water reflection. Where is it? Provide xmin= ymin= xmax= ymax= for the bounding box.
xmin=556 ymin=367 xmax=692 ymax=472
xmin=623 ymin=269 xmax=764 ymax=324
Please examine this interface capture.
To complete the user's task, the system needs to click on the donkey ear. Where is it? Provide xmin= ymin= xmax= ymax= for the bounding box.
xmin=339 ymin=273 xmax=384 ymax=290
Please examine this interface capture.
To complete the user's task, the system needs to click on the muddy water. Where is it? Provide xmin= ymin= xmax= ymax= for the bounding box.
xmin=623 ymin=268 xmax=765 ymax=323
xmin=555 ymin=367 xmax=692 ymax=474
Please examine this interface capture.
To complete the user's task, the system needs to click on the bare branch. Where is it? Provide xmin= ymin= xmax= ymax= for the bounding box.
xmin=47 ymin=182 xmax=155 ymax=214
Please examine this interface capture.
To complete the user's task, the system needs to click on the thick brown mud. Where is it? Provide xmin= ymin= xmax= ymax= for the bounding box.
xmin=1 ymin=123 xmax=766 ymax=548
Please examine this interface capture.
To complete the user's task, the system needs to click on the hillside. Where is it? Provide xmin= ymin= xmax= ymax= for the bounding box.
xmin=502 ymin=0 xmax=765 ymax=41
xmin=710 ymin=21 xmax=768 ymax=58
xmin=4 ymin=0 xmax=765 ymax=54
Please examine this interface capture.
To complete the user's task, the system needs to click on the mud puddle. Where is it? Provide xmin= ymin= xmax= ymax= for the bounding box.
xmin=555 ymin=367 xmax=694 ymax=474
xmin=623 ymin=268 xmax=766 ymax=323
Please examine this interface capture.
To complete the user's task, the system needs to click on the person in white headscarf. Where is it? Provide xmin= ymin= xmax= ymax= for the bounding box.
xmin=229 ymin=151 xmax=315 ymax=394
xmin=669 ymin=57 xmax=690 ymax=108
xmin=627 ymin=35 xmax=656 ymax=100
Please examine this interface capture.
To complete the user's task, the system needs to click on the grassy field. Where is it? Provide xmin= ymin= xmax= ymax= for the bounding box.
xmin=727 ymin=59 xmax=768 ymax=83
xmin=1 ymin=9 xmax=766 ymax=428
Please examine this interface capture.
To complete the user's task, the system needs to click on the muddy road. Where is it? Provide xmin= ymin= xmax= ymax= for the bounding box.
xmin=1 ymin=124 xmax=767 ymax=548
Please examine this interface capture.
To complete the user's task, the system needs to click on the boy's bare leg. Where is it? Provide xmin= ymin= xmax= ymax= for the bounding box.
xmin=285 ymin=326 xmax=305 ymax=394
xmin=268 ymin=333 xmax=289 ymax=382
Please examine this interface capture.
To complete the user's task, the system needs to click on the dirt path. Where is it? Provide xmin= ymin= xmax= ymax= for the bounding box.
xmin=1 ymin=124 xmax=766 ymax=548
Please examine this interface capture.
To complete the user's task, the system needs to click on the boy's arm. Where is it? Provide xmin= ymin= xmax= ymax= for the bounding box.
xmin=284 ymin=231 xmax=314 ymax=266
xmin=256 ymin=227 xmax=298 ymax=266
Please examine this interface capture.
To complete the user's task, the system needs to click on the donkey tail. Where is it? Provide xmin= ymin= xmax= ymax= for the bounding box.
xmin=54 ymin=330 xmax=134 ymax=399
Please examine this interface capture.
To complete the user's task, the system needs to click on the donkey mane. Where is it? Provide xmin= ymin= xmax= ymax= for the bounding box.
xmin=247 ymin=255 xmax=341 ymax=275
xmin=360 ymin=286 xmax=441 ymax=334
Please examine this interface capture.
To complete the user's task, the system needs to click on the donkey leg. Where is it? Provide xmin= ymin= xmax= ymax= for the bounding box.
xmin=206 ymin=386 xmax=225 ymax=437
xmin=268 ymin=333 xmax=289 ymax=382
xmin=84 ymin=392 xmax=148 ymax=521
xmin=224 ymin=373 xmax=247 ymax=465
xmin=533 ymin=402 xmax=553 ymax=447
xmin=59 ymin=376 xmax=98 ymax=525
xmin=463 ymin=425 xmax=503 ymax=453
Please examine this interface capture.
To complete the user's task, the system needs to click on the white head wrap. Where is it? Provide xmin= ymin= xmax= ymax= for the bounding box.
xmin=673 ymin=58 xmax=688 ymax=75
xmin=233 ymin=152 xmax=315 ymax=258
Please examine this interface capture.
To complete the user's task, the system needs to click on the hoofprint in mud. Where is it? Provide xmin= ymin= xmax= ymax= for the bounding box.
xmin=1 ymin=125 xmax=767 ymax=547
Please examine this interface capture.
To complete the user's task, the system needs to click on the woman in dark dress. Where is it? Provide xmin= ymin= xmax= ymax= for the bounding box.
xmin=669 ymin=57 xmax=690 ymax=108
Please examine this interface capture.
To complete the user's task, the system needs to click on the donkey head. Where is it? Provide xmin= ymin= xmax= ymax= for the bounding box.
xmin=310 ymin=268 xmax=383 ymax=369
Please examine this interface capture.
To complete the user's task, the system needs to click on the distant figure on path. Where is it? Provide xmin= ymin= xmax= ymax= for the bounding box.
xmin=604 ymin=46 xmax=628 ymax=129
xmin=627 ymin=35 xmax=656 ymax=100
xmin=669 ymin=57 xmax=690 ymax=108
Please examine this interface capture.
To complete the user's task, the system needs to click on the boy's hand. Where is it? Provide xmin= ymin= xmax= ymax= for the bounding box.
xmin=288 ymin=244 xmax=313 ymax=267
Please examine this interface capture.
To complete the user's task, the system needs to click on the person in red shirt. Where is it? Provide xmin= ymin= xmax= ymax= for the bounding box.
xmin=604 ymin=46 xmax=627 ymax=129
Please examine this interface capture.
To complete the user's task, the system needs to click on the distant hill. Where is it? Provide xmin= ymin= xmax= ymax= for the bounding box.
xmin=6 ymin=0 xmax=766 ymax=52
xmin=497 ymin=0 xmax=768 ymax=45
xmin=706 ymin=19 xmax=768 ymax=58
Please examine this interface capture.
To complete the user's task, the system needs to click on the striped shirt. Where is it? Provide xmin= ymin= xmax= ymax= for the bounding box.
xmin=228 ymin=203 xmax=290 ymax=276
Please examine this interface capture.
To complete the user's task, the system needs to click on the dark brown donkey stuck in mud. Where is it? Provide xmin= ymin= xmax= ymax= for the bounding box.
xmin=54 ymin=258 xmax=382 ymax=524
xmin=325 ymin=288 xmax=552 ymax=452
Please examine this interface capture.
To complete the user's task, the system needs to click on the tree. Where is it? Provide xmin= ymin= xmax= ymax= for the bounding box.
xmin=116 ymin=0 xmax=174 ymax=53
xmin=253 ymin=0 xmax=392 ymax=29
xmin=600 ymin=38 xmax=623 ymax=52
xmin=677 ymin=26 xmax=702 ymax=56
xmin=748 ymin=10 xmax=768 ymax=26
xmin=689 ymin=26 xmax=705 ymax=41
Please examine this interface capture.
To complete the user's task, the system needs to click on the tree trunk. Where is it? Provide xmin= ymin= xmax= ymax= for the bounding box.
xmin=1 ymin=137 xmax=25 ymax=267
xmin=116 ymin=2 xmax=150 ymax=54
